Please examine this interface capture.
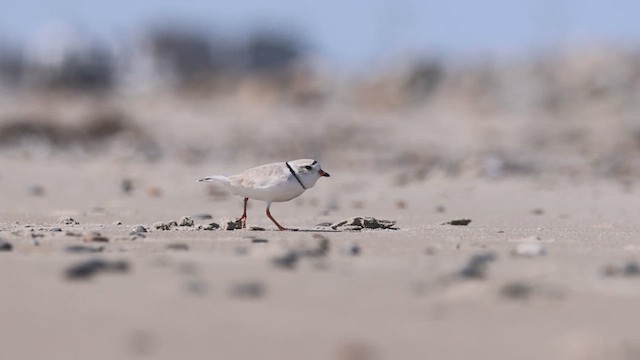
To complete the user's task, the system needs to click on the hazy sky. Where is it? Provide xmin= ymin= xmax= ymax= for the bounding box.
xmin=2 ymin=0 xmax=640 ymax=66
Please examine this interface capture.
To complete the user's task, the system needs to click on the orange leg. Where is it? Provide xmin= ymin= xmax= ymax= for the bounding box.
xmin=237 ymin=197 xmax=248 ymax=229
xmin=266 ymin=203 xmax=287 ymax=231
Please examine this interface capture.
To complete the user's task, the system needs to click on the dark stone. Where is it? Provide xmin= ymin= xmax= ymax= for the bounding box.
xmin=65 ymin=245 xmax=105 ymax=254
xmin=203 ymin=222 xmax=219 ymax=230
xmin=459 ymin=252 xmax=496 ymax=279
xmin=500 ymin=282 xmax=534 ymax=300
xmin=0 ymin=240 xmax=13 ymax=251
xmin=133 ymin=225 xmax=147 ymax=233
xmin=65 ymin=259 xmax=130 ymax=280
xmin=443 ymin=219 xmax=472 ymax=226
xmin=272 ymin=251 xmax=299 ymax=270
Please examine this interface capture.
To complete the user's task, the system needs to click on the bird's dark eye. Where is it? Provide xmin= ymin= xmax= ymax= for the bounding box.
xmin=304 ymin=165 xmax=313 ymax=170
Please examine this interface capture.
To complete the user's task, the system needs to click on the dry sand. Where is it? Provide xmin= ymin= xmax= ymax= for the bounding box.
xmin=2 ymin=157 xmax=640 ymax=360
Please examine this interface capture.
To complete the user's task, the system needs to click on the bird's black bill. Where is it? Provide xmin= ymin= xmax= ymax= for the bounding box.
xmin=319 ymin=170 xmax=330 ymax=177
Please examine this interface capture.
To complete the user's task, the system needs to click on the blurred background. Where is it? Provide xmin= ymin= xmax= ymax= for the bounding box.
xmin=2 ymin=0 xmax=640 ymax=182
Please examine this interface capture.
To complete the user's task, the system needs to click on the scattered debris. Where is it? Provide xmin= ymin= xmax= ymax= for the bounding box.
xmin=191 ymin=213 xmax=212 ymax=220
xmin=272 ymin=251 xmax=299 ymax=270
xmin=65 ymin=245 xmax=105 ymax=254
xmin=82 ymin=232 xmax=109 ymax=243
xmin=178 ymin=216 xmax=194 ymax=227
xmin=153 ymin=221 xmax=178 ymax=230
xmin=442 ymin=219 xmax=471 ymax=226
xmin=249 ymin=226 xmax=265 ymax=231
xmin=603 ymin=261 xmax=640 ymax=277
xmin=331 ymin=217 xmax=397 ymax=230
xmin=229 ymin=281 xmax=266 ymax=299
xmin=512 ymin=242 xmax=546 ymax=257
xmin=59 ymin=217 xmax=79 ymax=225
xmin=202 ymin=222 xmax=219 ymax=230
xmin=167 ymin=243 xmax=189 ymax=251
xmin=132 ymin=225 xmax=147 ymax=233
xmin=0 ymin=240 xmax=13 ymax=252
xmin=225 ymin=219 xmax=244 ymax=231
xmin=50 ymin=227 xmax=62 ymax=232
xmin=65 ymin=259 xmax=130 ymax=280
xmin=458 ymin=252 xmax=496 ymax=279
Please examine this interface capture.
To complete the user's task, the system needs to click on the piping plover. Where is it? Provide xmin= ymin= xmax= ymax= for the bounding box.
xmin=198 ymin=159 xmax=330 ymax=230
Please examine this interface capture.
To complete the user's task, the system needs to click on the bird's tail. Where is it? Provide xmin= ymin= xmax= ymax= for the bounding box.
xmin=198 ymin=175 xmax=230 ymax=185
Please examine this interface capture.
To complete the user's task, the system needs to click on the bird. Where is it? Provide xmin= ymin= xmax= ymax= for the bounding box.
xmin=198 ymin=159 xmax=330 ymax=230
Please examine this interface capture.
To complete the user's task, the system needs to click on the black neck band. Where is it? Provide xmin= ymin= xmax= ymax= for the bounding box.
xmin=286 ymin=162 xmax=306 ymax=190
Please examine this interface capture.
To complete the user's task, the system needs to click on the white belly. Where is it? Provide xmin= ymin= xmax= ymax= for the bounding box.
xmin=231 ymin=177 xmax=306 ymax=202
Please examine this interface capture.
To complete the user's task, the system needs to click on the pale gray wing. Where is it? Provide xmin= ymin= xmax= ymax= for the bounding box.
xmin=228 ymin=163 xmax=289 ymax=189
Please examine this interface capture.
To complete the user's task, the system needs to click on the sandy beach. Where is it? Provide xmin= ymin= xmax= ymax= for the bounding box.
xmin=2 ymin=46 xmax=640 ymax=359
xmin=2 ymin=153 xmax=640 ymax=359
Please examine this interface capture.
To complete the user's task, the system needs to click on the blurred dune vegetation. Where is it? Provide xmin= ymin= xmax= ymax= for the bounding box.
xmin=1 ymin=24 xmax=640 ymax=182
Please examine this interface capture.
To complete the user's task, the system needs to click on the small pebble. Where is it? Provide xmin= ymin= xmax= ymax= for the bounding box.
xmin=178 ymin=217 xmax=194 ymax=227
xmin=603 ymin=261 xmax=640 ymax=277
xmin=443 ymin=219 xmax=471 ymax=226
xmin=459 ymin=252 xmax=496 ymax=279
xmin=50 ymin=227 xmax=62 ymax=232
xmin=0 ymin=240 xmax=13 ymax=252
xmin=59 ymin=217 xmax=79 ymax=225
xmin=113 ymin=221 xmax=123 ymax=226
xmin=203 ymin=222 xmax=219 ymax=230
xmin=249 ymin=226 xmax=265 ymax=231
xmin=65 ymin=259 xmax=130 ymax=280
xmin=133 ymin=225 xmax=147 ymax=233
xmin=272 ymin=251 xmax=299 ymax=269
xmin=225 ymin=220 xmax=243 ymax=231
xmin=500 ymin=282 xmax=534 ymax=300
xmin=65 ymin=245 xmax=105 ymax=254
xmin=27 ymin=185 xmax=45 ymax=196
